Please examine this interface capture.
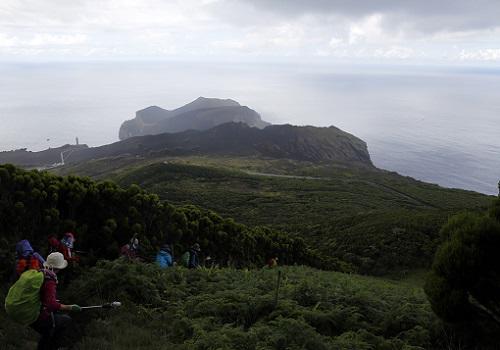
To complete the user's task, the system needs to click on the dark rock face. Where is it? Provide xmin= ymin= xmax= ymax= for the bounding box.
xmin=256 ymin=125 xmax=372 ymax=164
xmin=72 ymin=122 xmax=373 ymax=167
xmin=119 ymin=97 xmax=270 ymax=140
xmin=0 ymin=123 xmax=372 ymax=168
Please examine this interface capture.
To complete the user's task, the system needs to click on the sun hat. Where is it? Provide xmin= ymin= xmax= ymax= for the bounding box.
xmin=44 ymin=252 xmax=68 ymax=270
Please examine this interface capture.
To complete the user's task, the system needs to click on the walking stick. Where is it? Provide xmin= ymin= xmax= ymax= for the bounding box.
xmin=80 ymin=301 xmax=122 ymax=310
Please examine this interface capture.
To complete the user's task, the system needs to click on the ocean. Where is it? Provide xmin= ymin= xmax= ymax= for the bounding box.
xmin=1 ymin=61 xmax=499 ymax=195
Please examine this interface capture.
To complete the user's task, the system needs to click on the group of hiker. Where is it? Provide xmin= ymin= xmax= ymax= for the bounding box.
xmin=5 ymin=232 xmax=277 ymax=349
xmin=5 ymin=232 xmax=207 ymax=349
xmin=120 ymin=235 xmax=203 ymax=269
xmin=14 ymin=233 xmax=80 ymax=281
xmin=7 ymin=237 xmax=82 ymax=350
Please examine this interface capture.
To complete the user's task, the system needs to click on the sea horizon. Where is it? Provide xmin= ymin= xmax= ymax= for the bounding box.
xmin=1 ymin=61 xmax=499 ymax=195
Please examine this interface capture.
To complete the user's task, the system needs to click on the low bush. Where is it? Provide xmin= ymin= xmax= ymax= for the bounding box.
xmin=1 ymin=261 xmax=442 ymax=349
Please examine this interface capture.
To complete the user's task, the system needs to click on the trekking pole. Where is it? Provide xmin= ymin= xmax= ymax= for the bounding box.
xmin=274 ymin=270 xmax=282 ymax=307
xmin=80 ymin=301 xmax=122 ymax=310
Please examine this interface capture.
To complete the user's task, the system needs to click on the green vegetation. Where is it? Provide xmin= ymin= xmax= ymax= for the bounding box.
xmin=0 ymin=164 xmax=340 ymax=281
xmin=1 ymin=156 xmax=497 ymax=348
xmin=2 ymin=261 xmax=446 ymax=349
xmin=424 ymin=199 xmax=500 ymax=348
xmin=57 ymin=155 xmax=491 ymax=274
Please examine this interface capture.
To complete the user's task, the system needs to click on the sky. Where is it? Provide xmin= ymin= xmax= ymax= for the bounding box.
xmin=1 ymin=0 xmax=500 ymax=63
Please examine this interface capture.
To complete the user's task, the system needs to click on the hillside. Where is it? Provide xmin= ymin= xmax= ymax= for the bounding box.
xmin=1 ymin=262 xmax=444 ymax=350
xmin=0 ymin=164 xmax=340 ymax=278
xmin=51 ymin=123 xmax=373 ymax=166
xmin=0 ymin=163 xmax=495 ymax=349
xmin=55 ymin=155 xmax=492 ymax=275
xmin=0 ymin=144 xmax=88 ymax=168
xmin=119 ymin=97 xmax=270 ymax=140
xmin=0 ymin=123 xmax=372 ymax=168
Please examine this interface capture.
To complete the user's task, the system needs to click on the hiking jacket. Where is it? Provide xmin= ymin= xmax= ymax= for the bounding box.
xmin=156 ymin=250 xmax=173 ymax=268
xmin=188 ymin=249 xmax=200 ymax=269
xmin=48 ymin=237 xmax=79 ymax=263
xmin=60 ymin=245 xmax=79 ymax=263
xmin=48 ymin=236 xmax=60 ymax=253
xmin=120 ymin=244 xmax=138 ymax=259
xmin=38 ymin=269 xmax=61 ymax=321
xmin=267 ymin=258 xmax=278 ymax=268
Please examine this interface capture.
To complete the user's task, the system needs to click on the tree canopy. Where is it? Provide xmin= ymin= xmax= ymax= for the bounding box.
xmin=0 ymin=164 xmax=348 ymax=280
xmin=424 ymin=199 xmax=500 ymax=346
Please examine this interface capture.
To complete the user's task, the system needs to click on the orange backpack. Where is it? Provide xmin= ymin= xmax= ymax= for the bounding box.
xmin=16 ymin=256 xmax=41 ymax=276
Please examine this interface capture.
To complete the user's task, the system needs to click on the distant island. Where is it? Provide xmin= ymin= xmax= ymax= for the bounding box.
xmin=0 ymin=98 xmax=371 ymax=168
xmin=119 ymin=97 xmax=271 ymax=140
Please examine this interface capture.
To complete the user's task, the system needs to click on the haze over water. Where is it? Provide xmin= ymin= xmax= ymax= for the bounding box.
xmin=1 ymin=61 xmax=499 ymax=195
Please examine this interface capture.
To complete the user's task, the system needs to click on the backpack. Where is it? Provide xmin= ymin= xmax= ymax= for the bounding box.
xmin=4 ymin=269 xmax=44 ymax=325
xmin=15 ymin=239 xmax=44 ymax=277
xmin=16 ymin=255 xmax=42 ymax=276
xmin=180 ymin=251 xmax=190 ymax=268
xmin=156 ymin=250 xmax=173 ymax=268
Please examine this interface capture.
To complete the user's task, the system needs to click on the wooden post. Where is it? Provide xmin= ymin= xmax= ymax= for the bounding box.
xmin=274 ymin=270 xmax=282 ymax=307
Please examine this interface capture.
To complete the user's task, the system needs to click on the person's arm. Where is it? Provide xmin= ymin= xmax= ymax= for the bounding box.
xmin=40 ymin=279 xmax=62 ymax=314
xmin=41 ymin=280 xmax=81 ymax=312
xmin=33 ymin=252 xmax=46 ymax=265
xmin=121 ymin=245 xmax=130 ymax=257
xmin=67 ymin=248 xmax=80 ymax=263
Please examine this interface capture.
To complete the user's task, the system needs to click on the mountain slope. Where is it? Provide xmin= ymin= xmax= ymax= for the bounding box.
xmin=0 ymin=144 xmax=88 ymax=168
xmin=54 ymin=155 xmax=491 ymax=274
xmin=0 ymin=123 xmax=372 ymax=168
xmin=1 ymin=263 xmax=442 ymax=349
xmin=119 ymin=97 xmax=269 ymax=139
xmin=68 ymin=122 xmax=373 ymax=166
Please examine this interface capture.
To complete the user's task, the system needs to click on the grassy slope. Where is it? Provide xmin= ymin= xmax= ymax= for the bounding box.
xmin=55 ymin=155 xmax=492 ymax=274
xmin=56 ymin=155 xmax=491 ymax=224
xmin=0 ymin=261 xmax=441 ymax=350
xmin=3 ymin=158 xmax=488 ymax=348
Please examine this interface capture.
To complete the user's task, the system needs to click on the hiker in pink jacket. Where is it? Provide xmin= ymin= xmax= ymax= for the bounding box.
xmin=30 ymin=252 xmax=81 ymax=350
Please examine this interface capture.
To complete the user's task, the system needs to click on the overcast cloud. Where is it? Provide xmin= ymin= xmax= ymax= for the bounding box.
xmin=0 ymin=0 xmax=499 ymax=63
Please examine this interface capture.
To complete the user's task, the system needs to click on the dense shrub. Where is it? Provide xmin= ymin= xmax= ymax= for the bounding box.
xmin=0 ymin=164 xmax=342 ymax=280
xmin=57 ymin=262 xmax=441 ymax=349
xmin=425 ymin=199 xmax=500 ymax=348
xmin=112 ymin=161 xmax=490 ymax=275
